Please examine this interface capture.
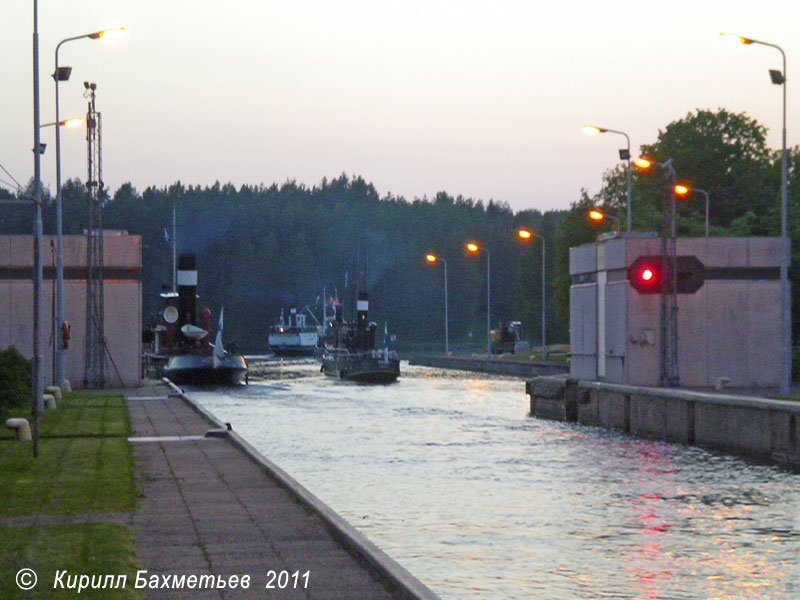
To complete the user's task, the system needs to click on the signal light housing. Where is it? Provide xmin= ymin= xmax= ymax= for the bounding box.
xmin=628 ymin=255 xmax=705 ymax=294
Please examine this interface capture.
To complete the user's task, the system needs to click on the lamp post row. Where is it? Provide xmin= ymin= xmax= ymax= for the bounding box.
xmin=426 ymin=230 xmax=548 ymax=362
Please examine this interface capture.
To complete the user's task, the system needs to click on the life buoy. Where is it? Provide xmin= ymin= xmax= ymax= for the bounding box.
xmin=62 ymin=322 xmax=71 ymax=349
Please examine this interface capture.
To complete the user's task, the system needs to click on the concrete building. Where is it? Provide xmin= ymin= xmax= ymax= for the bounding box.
xmin=0 ymin=233 xmax=142 ymax=389
xmin=570 ymin=235 xmax=785 ymax=389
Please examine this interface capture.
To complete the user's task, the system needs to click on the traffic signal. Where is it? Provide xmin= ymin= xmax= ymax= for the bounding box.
xmin=628 ymin=256 xmax=662 ymax=294
xmin=628 ymin=255 xmax=705 ymax=294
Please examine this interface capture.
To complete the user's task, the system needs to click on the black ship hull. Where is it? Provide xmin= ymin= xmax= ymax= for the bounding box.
xmin=321 ymin=350 xmax=400 ymax=384
xmin=163 ymin=353 xmax=248 ymax=386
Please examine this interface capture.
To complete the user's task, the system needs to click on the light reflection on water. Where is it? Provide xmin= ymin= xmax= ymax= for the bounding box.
xmin=190 ymin=359 xmax=800 ymax=599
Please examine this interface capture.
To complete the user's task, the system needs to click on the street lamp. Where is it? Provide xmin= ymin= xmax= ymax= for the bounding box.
xmin=466 ymin=242 xmax=491 ymax=358
xmin=53 ymin=27 xmax=124 ymax=392
xmin=583 ymin=125 xmax=633 ymax=233
xmin=673 ymin=185 xmax=711 ymax=237
xmin=588 ymin=209 xmax=621 ymax=232
xmin=425 ymin=254 xmax=449 ymax=355
xmin=517 ymin=228 xmax=548 ymax=361
xmin=720 ymin=32 xmax=791 ymax=395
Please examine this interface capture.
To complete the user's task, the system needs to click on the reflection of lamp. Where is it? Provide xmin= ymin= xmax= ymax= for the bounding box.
xmin=425 ymin=254 xmax=449 ymax=355
xmin=583 ymin=125 xmax=632 ymax=233
xmin=517 ymin=228 xmax=548 ymax=361
xmin=466 ymin=242 xmax=491 ymax=358
xmin=53 ymin=27 xmax=125 ymax=392
xmin=721 ymin=32 xmax=790 ymax=395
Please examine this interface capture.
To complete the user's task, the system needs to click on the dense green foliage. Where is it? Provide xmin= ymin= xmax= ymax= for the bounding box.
xmin=0 ymin=347 xmax=31 ymax=420
xmin=2 ymin=108 xmax=798 ymax=353
xmin=20 ymin=176 xmax=564 ymax=352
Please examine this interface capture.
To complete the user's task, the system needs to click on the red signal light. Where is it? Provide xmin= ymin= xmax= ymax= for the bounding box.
xmin=628 ymin=257 xmax=662 ymax=294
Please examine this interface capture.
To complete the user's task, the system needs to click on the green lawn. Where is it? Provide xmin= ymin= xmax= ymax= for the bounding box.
xmin=0 ymin=524 xmax=140 ymax=599
xmin=0 ymin=392 xmax=141 ymax=598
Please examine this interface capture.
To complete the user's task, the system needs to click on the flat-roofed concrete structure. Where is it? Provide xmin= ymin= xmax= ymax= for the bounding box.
xmin=0 ymin=233 xmax=142 ymax=388
xmin=570 ymin=235 xmax=785 ymax=389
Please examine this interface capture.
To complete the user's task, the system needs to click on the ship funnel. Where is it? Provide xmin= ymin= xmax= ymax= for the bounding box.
xmin=357 ymin=291 xmax=369 ymax=334
xmin=177 ymin=253 xmax=198 ymax=327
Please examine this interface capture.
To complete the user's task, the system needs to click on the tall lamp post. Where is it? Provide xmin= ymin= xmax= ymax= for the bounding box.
xmin=32 ymin=0 xmax=44 ymax=457
xmin=721 ymin=32 xmax=791 ymax=395
xmin=583 ymin=126 xmax=633 ymax=233
xmin=466 ymin=242 xmax=491 ymax=358
xmin=53 ymin=27 xmax=123 ymax=392
xmin=517 ymin=228 xmax=548 ymax=361
xmin=674 ymin=185 xmax=711 ymax=238
xmin=425 ymin=254 xmax=449 ymax=355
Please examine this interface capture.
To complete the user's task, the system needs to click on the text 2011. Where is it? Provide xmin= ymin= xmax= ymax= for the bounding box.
xmin=265 ymin=570 xmax=310 ymax=589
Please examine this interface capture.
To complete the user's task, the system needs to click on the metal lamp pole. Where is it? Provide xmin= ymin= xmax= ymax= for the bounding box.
xmin=723 ymin=33 xmax=791 ymax=395
xmin=584 ymin=126 xmax=632 ymax=233
xmin=425 ymin=254 xmax=449 ymax=355
xmin=517 ymin=228 xmax=548 ymax=361
xmin=32 ymin=0 xmax=44 ymax=456
xmin=467 ymin=243 xmax=491 ymax=357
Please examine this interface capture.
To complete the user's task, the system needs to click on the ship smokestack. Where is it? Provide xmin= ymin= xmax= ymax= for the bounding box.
xmin=177 ymin=253 xmax=198 ymax=327
xmin=357 ymin=292 xmax=369 ymax=334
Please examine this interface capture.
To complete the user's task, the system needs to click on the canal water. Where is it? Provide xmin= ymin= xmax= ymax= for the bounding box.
xmin=190 ymin=359 xmax=800 ymax=599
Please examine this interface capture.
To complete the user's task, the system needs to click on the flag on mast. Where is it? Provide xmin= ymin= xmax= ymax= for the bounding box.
xmin=213 ymin=308 xmax=225 ymax=367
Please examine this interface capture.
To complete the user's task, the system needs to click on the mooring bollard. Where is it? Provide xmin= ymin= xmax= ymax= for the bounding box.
xmin=45 ymin=385 xmax=62 ymax=401
xmin=44 ymin=394 xmax=57 ymax=410
xmin=5 ymin=418 xmax=32 ymax=441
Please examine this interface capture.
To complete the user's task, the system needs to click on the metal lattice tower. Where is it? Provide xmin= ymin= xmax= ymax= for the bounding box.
xmin=84 ymin=82 xmax=105 ymax=388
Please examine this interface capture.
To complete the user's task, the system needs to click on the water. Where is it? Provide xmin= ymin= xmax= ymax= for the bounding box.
xmin=190 ymin=359 xmax=800 ymax=599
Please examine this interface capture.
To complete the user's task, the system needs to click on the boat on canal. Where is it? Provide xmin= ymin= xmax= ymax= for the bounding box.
xmin=319 ymin=291 xmax=400 ymax=384
xmin=145 ymin=253 xmax=248 ymax=386
xmin=268 ymin=306 xmax=320 ymax=356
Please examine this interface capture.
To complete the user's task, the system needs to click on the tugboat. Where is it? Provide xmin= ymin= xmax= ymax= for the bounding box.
xmin=319 ymin=291 xmax=400 ymax=384
xmin=268 ymin=307 xmax=320 ymax=356
xmin=146 ymin=253 xmax=248 ymax=386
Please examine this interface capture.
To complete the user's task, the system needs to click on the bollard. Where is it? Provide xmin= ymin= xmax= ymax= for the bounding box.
xmin=45 ymin=385 xmax=63 ymax=401
xmin=44 ymin=394 xmax=57 ymax=410
xmin=5 ymin=418 xmax=32 ymax=442
xmin=63 ymin=379 xmax=72 ymax=393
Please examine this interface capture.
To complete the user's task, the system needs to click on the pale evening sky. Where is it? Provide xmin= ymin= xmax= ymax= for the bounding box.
xmin=2 ymin=0 xmax=798 ymax=213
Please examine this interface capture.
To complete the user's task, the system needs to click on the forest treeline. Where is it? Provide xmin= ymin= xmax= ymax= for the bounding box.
xmin=2 ymin=108 xmax=799 ymax=353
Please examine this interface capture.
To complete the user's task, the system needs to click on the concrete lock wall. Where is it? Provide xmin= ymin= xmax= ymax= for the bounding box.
xmin=526 ymin=376 xmax=800 ymax=467
xmin=570 ymin=236 xmax=784 ymax=388
xmin=0 ymin=234 xmax=142 ymax=388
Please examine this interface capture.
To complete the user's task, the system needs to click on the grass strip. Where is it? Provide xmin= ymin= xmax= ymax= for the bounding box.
xmin=0 ymin=523 xmax=141 ymax=599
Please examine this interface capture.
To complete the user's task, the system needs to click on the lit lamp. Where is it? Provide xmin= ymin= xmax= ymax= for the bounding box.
xmin=425 ymin=253 xmax=449 ymax=355
xmin=720 ymin=31 xmax=790 ymax=396
xmin=517 ymin=228 xmax=548 ymax=361
xmin=466 ymin=242 xmax=491 ymax=358
xmin=53 ymin=27 xmax=124 ymax=392
xmin=583 ymin=125 xmax=632 ymax=233
xmin=673 ymin=184 xmax=711 ymax=238
xmin=588 ymin=209 xmax=621 ymax=231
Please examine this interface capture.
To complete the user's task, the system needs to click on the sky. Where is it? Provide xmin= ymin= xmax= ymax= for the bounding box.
xmin=2 ymin=0 xmax=799 ymax=213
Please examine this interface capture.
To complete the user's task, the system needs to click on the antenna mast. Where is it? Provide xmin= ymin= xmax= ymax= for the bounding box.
xmin=84 ymin=81 xmax=105 ymax=388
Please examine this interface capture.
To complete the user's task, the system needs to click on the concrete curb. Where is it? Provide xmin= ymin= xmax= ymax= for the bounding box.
xmin=162 ymin=379 xmax=439 ymax=600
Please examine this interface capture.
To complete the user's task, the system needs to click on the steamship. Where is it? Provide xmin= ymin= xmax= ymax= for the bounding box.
xmin=146 ymin=253 xmax=248 ymax=386
xmin=319 ymin=292 xmax=400 ymax=384
xmin=268 ymin=307 xmax=320 ymax=356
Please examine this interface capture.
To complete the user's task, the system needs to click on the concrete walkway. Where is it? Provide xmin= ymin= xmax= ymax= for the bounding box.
xmin=126 ymin=383 xmax=434 ymax=599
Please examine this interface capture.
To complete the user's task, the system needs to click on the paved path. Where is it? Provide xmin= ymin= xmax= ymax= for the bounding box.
xmin=126 ymin=384 xmax=423 ymax=600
